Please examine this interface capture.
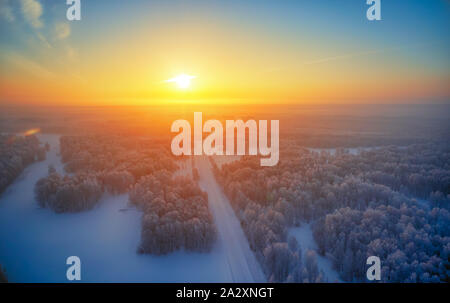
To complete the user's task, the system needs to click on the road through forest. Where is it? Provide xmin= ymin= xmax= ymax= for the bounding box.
xmin=196 ymin=156 xmax=267 ymax=283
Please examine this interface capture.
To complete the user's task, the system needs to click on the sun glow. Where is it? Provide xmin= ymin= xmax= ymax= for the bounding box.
xmin=166 ymin=74 xmax=196 ymax=89
xmin=23 ymin=128 xmax=41 ymax=136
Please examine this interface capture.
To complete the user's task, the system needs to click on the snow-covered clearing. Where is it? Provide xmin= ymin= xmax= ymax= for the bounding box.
xmin=196 ymin=156 xmax=266 ymax=283
xmin=289 ymin=223 xmax=341 ymax=282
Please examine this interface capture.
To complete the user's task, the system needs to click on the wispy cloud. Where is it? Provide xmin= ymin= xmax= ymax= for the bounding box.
xmin=53 ymin=22 xmax=71 ymax=40
xmin=303 ymin=44 xmax=432 ymax=66
xmin=36 ymin=32 xmax=52 ymax=48
xmin=264 ymin=44 xmax=432 ymax=75
xmin=1 ymin=51 xmax=56 ymax=79
xmin=0 ymin=0 xmax=15 ymax=22
xmin=19 ymin=0 xmax=43 ymax=28
xmin=304 ymin=49 xmax=387 ymax=65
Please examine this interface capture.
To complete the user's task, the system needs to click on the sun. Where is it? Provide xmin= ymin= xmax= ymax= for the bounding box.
xmin=166 ymin=74 xmax=196 ymax=89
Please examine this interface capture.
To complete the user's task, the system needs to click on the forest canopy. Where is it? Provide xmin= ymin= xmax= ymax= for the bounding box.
xmin=34 ymin=135 xmax=217 ymax=254
xmin=214 ymin=142 xmax=450 ymax=282
xmin=0 ymin=134 xmax=46 ymax=195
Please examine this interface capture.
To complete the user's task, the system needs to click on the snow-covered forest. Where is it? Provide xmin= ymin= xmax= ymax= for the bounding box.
xmin=213 ymin=143 xmax=450 ymax=282
xmin=34 ymin=135 xmax=177 ymax=212
xmin=1 ymin=123 xmax=449 ymax=282
xmin=34 ymin=135 xmax=217 ymax=254
xmin=0 ymin=134 xmax=47 ymax=194
xmin=35 ymin=167 xmax=103 ymax=213
xmin=59 ymin=135 xmax=178 ymax=179
xmin=130 ymin=173 xmax=216 ymax=254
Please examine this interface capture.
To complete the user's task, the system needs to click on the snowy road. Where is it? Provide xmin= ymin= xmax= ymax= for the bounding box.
xmin=196 ymin=156 xmax=266 ymax=283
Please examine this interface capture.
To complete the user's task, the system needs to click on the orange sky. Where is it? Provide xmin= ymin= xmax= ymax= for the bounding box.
xmin=0 ymin=1 xmax=449 ymax=106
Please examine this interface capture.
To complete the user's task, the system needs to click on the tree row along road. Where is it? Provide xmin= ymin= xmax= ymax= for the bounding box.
xmin=196 ymin=156 xmax=266 ymax=283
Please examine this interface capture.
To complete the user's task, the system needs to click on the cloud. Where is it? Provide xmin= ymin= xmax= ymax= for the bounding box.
xmin=303 ymin=43 xmax=432 ymax=66
xmin=303 ymin=49 xmax=385 ymax=65
xmin=0 ymin=0 xmax=15 ymax=22
xmin=20 ymin=0 xmax=43 ymax=28
xmin=54 ymin=22 xmax=71 ymax=40
xmin=37 ymin=32 xmax=52 ymax=48
xmin=1 ymin=51 xmax=55 ymax=79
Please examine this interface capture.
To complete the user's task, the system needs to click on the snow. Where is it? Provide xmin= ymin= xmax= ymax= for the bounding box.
xmin=0 ymin=134 xmax=233 ymax=282
xmin=196 ymin=156 xmax=266 ymax=282
xmin=289 ymin=223 xmax=341 ymax=283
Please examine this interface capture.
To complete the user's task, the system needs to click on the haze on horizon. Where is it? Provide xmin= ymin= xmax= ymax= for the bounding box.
xmin=0 ymin=0 xmax=449 ymax=106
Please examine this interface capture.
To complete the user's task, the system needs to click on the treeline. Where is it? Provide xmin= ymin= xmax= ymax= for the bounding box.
xmin=35 ymin=167 xmax=102 ymax=213
xmin=35 ymin=135 xmax=217 ymax=254
xmin=34 ymin=135 xmax=179 ymax=212
xmin=35 ymin=135 xmax=178 ymax=206
xmin=130 ymin=171 xmax=216 ymax=254
xmin=213 ymin=142 xmax=450 ymax=282
xmin=0 ymin=134 xmax=47 ymax=194
xmin=286 ymin=133 xmax=431 ymax=149
xmin=60 ymin=135 xmax=177 ymax=179
xmin=263 ymin=236 xmax=325 ymax=282
xmin=59 ymin=135 xmax=178 ymax=195
xmin=333 ymin=144 xmax=450 ymax=206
